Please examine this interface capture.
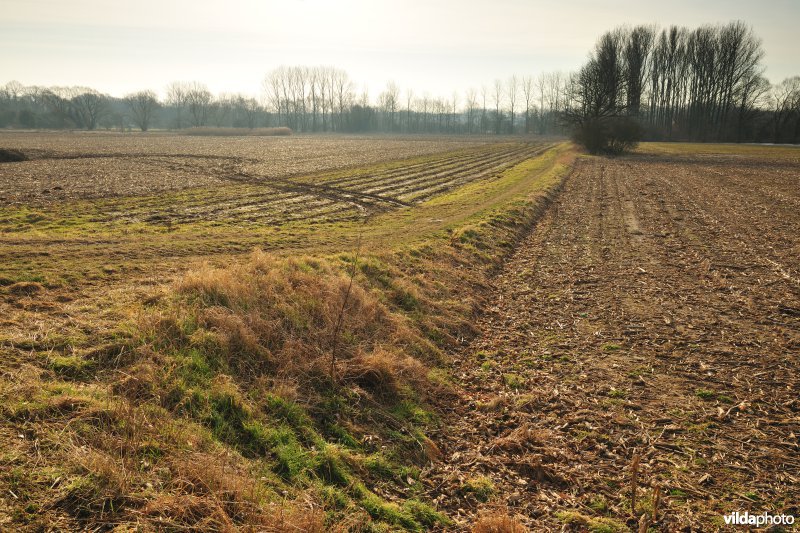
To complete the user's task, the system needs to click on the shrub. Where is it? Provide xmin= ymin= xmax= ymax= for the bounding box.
xmin=571 ymin=116 xmax=641 ymax=155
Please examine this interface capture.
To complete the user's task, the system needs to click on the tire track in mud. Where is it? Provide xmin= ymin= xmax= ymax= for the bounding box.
xmin=424 ymin=155 xmax=799 ymax=531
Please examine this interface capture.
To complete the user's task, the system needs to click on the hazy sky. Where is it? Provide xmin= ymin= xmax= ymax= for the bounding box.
xmin=2 ymin=0 xmax=799 ymax=101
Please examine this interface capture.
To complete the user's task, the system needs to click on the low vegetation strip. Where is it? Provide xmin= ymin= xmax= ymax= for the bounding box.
xmin=0 ymin=143 xmax=576 ymax=530
xmin=181 ymin=126 xmax=293 ymax=136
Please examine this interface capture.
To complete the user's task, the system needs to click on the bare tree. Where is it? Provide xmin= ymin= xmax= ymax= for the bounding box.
xmin=166 ymin=82 xmax=190 ymax=129
xmin=548 ymin=72 xmax=566 ymax=131
xmin=465 ymin=88 xmax=477 ymax=134
xmin=70 ymin=88 xmax=108 ymax=130
xmin=641 ymin=22 xmax=766 ymax=141
xmin=125 ymin=90 xmax=159 ymax=131
xmin=771 ymin=77 xmax=800 ymax=143
xmin=378 ymin=81 xmax=399 ymax=131
xmin=185 ymin=82 xmax=212 ymax=127
xmin=210 ymin=93 xmax=233 ymax=127
xmin=521 ymin=76 xmax=534 ymax=134
xmin=480 ymin=85 xmax=488 ymax=133
xmin=405 ymin=89 xmax=414 ymax=132
xmin=451 ymin=91 xmax=459 ymax=133
xmin=624 ymin=25 xmax=655 ymax=117
xmin=263 ymin=69 xmax=284 ymax=126
xmin=493 ymin=79 xmax=504 ymax=134
xmin=237 ymin=96 xmax=261 ymax=129
xmin=507 ymin=75 xmax=518 ymax=133
xmin=565 ymin=31 xmax=633 ymax=153
xmin=317 ymin=67 xmax=329 ymax=131
xmin=3 ymin=80 xmax=24 ymax=102
xmin=536 ymin=73 xmax=548 ymax=133
xmin=42 ymin=87 xmax=73 ymax=128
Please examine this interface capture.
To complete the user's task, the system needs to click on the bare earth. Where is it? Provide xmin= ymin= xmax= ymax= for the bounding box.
xmin=426 ymin=152 xmax=800 ymax=530
xmin=0 ymin=132 xmax=494 ymax=203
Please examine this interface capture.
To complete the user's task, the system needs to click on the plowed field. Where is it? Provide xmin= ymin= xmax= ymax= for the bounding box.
xmin=425 ymin=146 xmax=800 ymax=530
xmin=0 ymin=133 xmax=495 ymax=203
xmin=0 ymin=135 xmax=552 ymax=285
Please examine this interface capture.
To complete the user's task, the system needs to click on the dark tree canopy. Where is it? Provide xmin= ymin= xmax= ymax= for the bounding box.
xmin=565 ymin=22 xmax=774 ymax=153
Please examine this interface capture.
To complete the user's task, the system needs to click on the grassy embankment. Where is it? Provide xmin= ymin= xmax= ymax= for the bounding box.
xmin=0 ymin=143 xmax=575 ymax=530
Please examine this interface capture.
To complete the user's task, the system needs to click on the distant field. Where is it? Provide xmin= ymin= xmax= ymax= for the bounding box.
xmin=0 ymin=132 xmax=498 ymax=202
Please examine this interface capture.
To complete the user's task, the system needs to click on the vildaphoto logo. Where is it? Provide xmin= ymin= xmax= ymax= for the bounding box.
xmin=723 ymin=511 xmax=795 ymax=527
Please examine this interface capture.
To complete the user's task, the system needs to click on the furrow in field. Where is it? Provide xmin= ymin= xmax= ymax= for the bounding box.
xmin=304 ymin=144 xmax=518 ymax=186
xmin=325 ymin=144 xmax=532 ymax=191
xmin=356 ymin=145 xmax=535 ymax=195
xmin=373 ymin=145 xmax=551 ymax=202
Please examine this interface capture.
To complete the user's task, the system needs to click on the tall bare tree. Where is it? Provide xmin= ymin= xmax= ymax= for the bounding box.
xmin=378 ymin=81 xmax=399 ymax=131
xmin=507 ymin=75 xmax=518 ymax=133
xmin=404 ymin=89 xmax=414 ymax=132
xmin=521 ymin=76 xmax=534 ymax=134
xmin=465 ymin=88 xmax=477 ymax=134
xmin=624 ymin=25 xmax=655 ymax=117
xmin=480 ymin=86 xmax=488 ymax=133
xmin=493 ymin=79 xmax=504 ymax=134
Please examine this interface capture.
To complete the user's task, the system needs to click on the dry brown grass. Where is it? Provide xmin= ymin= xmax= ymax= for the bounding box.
xmin=472 ymin=509 xmax=529 ymax=532
xmin=0 ymin=362 xmax=323 ymax=531
xmin=153 ymin=249 xmax=434 ymax=400
xmin=6 ymin=281 xmax=44 ymax=296
xmin=492 ymin=423 xmax=556 ymax=454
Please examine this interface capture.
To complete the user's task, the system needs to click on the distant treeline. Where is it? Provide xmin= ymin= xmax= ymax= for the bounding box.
xmin=1 ymin=21 xmax=798 ymax=143
xmin=0 ymin=75 xmax=565 ymax=136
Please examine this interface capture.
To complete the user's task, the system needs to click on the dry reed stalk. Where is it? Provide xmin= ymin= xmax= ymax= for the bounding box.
xmin=652 ymin=485 xmax=661 ymax=523
xmin=630 ymin=452 xmax=640 ymax=516
xmin=330 ymin=219 xmax=366 ymax=381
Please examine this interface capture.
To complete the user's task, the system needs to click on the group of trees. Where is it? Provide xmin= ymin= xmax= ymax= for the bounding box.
xmin=566 ymin=22 xmax=800 ymax=152
xmin=2 ymin=21 xmax=799 ymax=145
xmin=0 ymin=84 xmax=114 ymax=130
xmin=0 ymin=82 xmax=270 ymax=132
xmin=261 ymin=65 xmax=570 ymax=135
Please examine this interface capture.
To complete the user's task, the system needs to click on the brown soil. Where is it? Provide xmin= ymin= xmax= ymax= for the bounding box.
xmin=425 ymin=153 xmax=800 ymax=530
xmin=0 ymin=132 xmax=501 ymax=203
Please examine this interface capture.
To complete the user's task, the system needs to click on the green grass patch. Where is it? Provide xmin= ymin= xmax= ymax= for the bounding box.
xmin=460 ymin=476 xmax=495 ymax=502
xmin=607 ymin=387 xmax=627 ymax=399
xmin=555 ymin=510 xmax=628 ymax=533
xmin=695 ymin=389 xmax=716 ymax=400
xmin=503 ymin=373 xmax=525 ymax=390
